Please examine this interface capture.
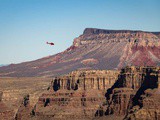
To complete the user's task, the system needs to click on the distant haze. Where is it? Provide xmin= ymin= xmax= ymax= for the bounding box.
xmin=0 ymin=64 xmax=8 ymax=67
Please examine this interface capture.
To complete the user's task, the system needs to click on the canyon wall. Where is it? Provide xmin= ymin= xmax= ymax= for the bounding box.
xmin=10 ymin=66 xmax=160 ymax=119
xmin=50 ymin=70 xmax=119 ymax=91
xmin=31 ymin=70 xmax=119 ymax=120
xmin=97 ymin=66 xmax=160 ymax=119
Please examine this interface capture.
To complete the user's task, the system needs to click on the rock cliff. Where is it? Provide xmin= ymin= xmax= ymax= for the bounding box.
xmin=35 ymin=70 xmax=119 ymax=120
xmin=14 ymin=66 xmax=160 ymax=120
xmin=97 ymin=66 xmax=160 ymax=119
xmin=16 ymin=70 xmax=119 ymax=120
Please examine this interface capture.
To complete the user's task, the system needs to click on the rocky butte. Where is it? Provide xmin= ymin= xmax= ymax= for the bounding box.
xmin=12 ymin=66 xmax=160 ymax=120
xmin=15 ymin=70 xmax=119 ymax=120
xmin=0 ymin=28 xmax=159 ymax=77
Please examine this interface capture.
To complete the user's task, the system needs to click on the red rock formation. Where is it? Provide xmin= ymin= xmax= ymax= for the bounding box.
xmin=0 ymin=28 xmax=159 ymax=77
xmin=125 ymin=89 xmax=160 ymax=120
xmin=99 ymin=66 xmax=160 ymax=119
xmin=13 ymin=66 xmax=160 ymax=119
xmin=32 ymin=70 xmax=119 ymax=119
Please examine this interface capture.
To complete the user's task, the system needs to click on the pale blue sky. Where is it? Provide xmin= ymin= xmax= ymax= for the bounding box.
xmin=0 ymin=0 xmax=160 ymax=64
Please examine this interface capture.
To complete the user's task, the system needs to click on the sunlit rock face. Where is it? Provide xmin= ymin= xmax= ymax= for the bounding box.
xmin=32 ymin=70 xmax=119 ymax=120
xmin=0 ymin=28 xmax=159 ymax=77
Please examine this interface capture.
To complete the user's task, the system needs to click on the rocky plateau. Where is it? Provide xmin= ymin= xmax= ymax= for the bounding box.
xmin=0 ymin=28 xmax=159 ymax=77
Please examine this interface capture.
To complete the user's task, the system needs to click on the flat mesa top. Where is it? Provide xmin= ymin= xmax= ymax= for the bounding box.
xmin=83 ymin=28 xmax=160 ymax=35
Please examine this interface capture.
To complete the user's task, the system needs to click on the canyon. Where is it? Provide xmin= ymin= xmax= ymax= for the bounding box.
xmin=0 ymin=28 xmax=160 ymax=120
xmin=7 ymin=66 xmax=159 ymax=120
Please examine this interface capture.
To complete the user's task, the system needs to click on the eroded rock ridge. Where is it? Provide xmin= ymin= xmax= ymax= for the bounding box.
xmin=14 ymin=66 xmax=160 ymax=120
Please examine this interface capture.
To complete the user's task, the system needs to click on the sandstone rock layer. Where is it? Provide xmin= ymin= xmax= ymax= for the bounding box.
xmin=15 ymin=66 xmax=160 ymax=120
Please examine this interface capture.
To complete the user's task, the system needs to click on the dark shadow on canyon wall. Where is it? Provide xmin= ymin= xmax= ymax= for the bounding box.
xmin=95 ymin=67 xmax=159 ymax=117
xmin=53 ymin=77 xmax=60 ymax=91
xmin=105 ymin=72 xmax=124 ymax=102
xmin=132 ymin=69 xmax=158 ymax=107
xmin=94 ymin=71 xmax=124 ymax=116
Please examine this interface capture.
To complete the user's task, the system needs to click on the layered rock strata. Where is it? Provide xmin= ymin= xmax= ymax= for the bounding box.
xmin=12 ymin=66 xmax=160 ymax=120
xmin=97 ymin=66 xmax=160 ymax=119
xmin=33 ymin=70 xmax=119 ymax=119
xmin=0 ymin=28 xmax=159 ymax=77
xmin=125 ymin=89 xmax=160 ymax=120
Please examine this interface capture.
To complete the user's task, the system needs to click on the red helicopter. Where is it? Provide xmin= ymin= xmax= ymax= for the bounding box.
xmin=46 ymin=42 xmax=54 ymax=46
